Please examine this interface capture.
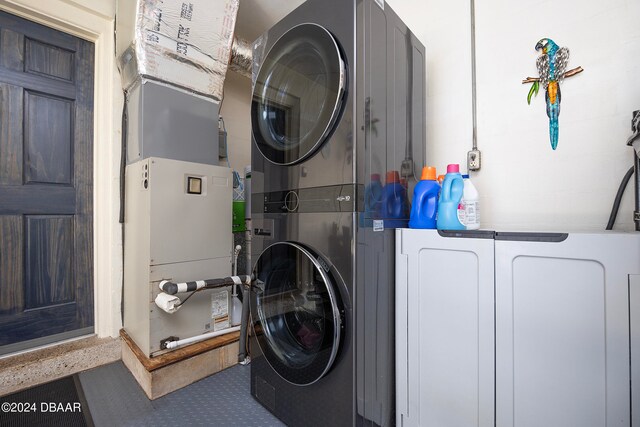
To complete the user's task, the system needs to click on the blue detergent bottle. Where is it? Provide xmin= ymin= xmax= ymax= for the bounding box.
xmin=436 ymin=164 xmax=465 ymax=230
xmin=409 ymin=166 xmax=440 ymax=229
xmin=381 ymin=170 xmax=409 ymax=228
xmin=360 ymin=173 xmax=384 ymax=227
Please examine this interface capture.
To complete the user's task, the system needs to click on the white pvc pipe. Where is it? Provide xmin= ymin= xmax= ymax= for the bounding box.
xmin=232 ymin=245 xmax=241 ymax=296
xmin=165 ymin=325 xmax=241 ymax=349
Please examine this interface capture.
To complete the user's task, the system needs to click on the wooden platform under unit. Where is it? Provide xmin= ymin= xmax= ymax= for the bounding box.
xmin=120 ymin=329 xmax=240 ymax=400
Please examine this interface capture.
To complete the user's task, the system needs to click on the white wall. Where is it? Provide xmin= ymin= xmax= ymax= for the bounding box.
xmin=388 ymin=0 xmax=640 ymax=231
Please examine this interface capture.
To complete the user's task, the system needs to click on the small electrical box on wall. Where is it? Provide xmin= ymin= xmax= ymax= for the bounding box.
xmin=123 ymin=157 xmax=232 ymax=357
xmin=467 ymin=149 xmax=481 ymax=171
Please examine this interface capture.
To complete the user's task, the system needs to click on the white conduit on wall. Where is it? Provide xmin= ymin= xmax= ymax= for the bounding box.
xmin=164 ymin=325 xmax=242 ymax=349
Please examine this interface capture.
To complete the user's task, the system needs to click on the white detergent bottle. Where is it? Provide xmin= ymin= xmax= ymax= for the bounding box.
xmin=461 ymin=174 xmax=480 ymax=230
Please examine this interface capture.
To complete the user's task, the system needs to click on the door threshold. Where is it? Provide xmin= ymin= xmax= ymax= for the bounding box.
xmin=0 ymin=331 xmax=95 ymax=361
xmin=0 ymin=335 xmax=121 ymax=397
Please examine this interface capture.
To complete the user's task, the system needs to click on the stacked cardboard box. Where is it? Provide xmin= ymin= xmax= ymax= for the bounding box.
xmin=117 ymin=0 xmax=239 ymax=100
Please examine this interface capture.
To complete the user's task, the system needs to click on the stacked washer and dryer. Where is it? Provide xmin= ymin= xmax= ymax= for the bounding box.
xmin=248 ymin=0 xmax=425 ymax=425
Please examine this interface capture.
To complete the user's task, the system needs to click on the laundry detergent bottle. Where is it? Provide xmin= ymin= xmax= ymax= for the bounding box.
xmin=436 ymin=164 xmax=465 ymax=230
xmin=360 ymin=173 xmax=384 ymax=227
xmin=381 ymin=170 xmax=408 ymax=228
xmin=409 ymin=166 xmax=440 ymax=229
xmin=461 ymin=174 xmax=480 ymax=230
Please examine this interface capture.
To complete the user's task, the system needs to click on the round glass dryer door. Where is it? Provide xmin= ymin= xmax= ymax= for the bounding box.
xmin=251 ymin=242 xmax=343 ymax=386
xmin=252 ymin=24 xmax=347 ymax=165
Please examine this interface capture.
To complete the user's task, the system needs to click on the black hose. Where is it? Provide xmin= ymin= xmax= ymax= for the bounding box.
xmin=238 ymin=285 xmax=251 ymax=362
xmin=606 ymin=165 xmax=634 ymax=230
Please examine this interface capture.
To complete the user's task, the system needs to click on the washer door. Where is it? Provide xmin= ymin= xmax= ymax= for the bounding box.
xmin=251 ymin=241 xmax=343 ymax=386
xmin=251 ymin=24 xmax=347 ymax=165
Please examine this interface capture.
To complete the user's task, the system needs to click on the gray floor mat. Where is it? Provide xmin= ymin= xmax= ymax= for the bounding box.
xmin=78 ymin=362 xmax=285 ymax=427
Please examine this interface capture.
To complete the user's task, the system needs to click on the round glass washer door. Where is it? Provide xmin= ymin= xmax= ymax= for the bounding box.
xmin=251 ymin=241 xmax=343 ymax=386
xmin=251 ymin=23 xmax=347 ymax=165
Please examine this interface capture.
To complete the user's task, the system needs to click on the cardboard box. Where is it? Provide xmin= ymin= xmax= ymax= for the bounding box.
xmin=117 ymin=0 xmax=239 ymax=100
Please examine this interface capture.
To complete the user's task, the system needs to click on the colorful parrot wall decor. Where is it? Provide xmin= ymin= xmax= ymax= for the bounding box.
xmin=523 ymin=38 xmax=583 ymax=150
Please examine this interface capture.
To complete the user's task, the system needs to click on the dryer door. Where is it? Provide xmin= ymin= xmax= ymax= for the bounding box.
xmin=252 ymin=24 xmax=346 ymax=166
xmin=251 ymin=241 xmax=343 ymax=386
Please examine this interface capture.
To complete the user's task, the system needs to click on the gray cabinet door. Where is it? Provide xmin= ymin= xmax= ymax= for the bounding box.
xmin=495 ymin=233 xmax=640 ymax=427
xmin=396 ymin=229 xmax=495 ymax=427
xmin=0 ymin=11 xmax=94 ymax=353
xmin=631 ymin=274 xmax=640 ymax=427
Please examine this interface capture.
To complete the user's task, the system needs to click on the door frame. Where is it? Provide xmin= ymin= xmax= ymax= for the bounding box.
xmin=0 ymin=0 xmax=122 ymax=339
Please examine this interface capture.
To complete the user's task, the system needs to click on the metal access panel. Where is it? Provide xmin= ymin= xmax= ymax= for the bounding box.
xmin=124 ymin=157 xmax=232 ymax=357
xmin=126 ymin=78 xmax=219 ymax=165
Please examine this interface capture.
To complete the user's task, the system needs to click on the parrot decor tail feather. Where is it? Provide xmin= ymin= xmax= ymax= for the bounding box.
xmin=546 ymin=82 xmax=561 ymax=150
xmin=533 ymin=38 xmax=570 ymax=150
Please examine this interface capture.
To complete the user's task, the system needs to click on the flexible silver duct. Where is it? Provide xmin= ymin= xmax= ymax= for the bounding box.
xmin=229 ymin=37 xmax=253 ymax=79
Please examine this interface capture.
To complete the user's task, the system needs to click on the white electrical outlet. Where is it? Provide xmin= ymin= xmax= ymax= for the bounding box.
xmin=467 ymin=149 xmax=481 ymax=171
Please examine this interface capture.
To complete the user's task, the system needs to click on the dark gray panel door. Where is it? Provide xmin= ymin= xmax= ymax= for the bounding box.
xmin=0 ymin=11 xmax=94 ymax=350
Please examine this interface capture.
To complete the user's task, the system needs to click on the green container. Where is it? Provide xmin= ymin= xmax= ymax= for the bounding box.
xmin=232 ymin=201 xmax=246 ymax=232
